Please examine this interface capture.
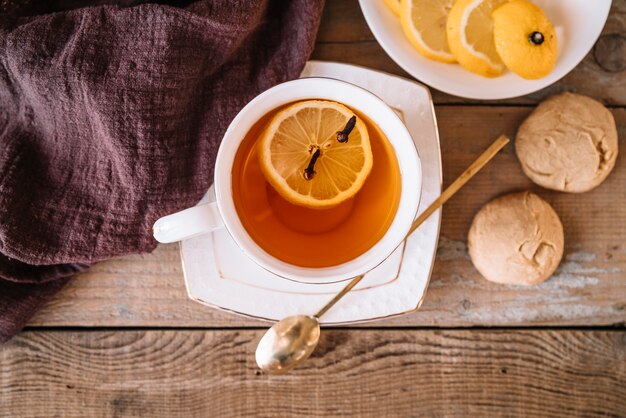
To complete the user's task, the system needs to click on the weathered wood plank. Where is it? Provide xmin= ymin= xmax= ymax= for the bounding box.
xmin=314 ymin=0 xmax=626 ymax=105
xmin=1 ymin=330 xmax=625 ymax=417
xmin=28 ymin=106 xmax=626 ymax=327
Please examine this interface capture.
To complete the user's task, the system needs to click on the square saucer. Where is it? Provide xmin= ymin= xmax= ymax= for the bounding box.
xmin=180 ymin=61 xmax=442 ymax=324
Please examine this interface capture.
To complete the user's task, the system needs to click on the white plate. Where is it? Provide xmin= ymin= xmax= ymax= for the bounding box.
xmin=180 ymin=61 xmax=442 ymax=324
xmin=359 ymin=0 xmax=611 ymax=100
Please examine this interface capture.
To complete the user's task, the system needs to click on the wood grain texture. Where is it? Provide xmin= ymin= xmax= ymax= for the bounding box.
xmin=313 ymin=0 xmax=626 ymax=105
xmin=1 ymin=330 xmax=625 ymax=417
xmin=6 ymin=4 xmax=626 ymax=417
xmin=28 ymin=107 xmax=626 ymax=328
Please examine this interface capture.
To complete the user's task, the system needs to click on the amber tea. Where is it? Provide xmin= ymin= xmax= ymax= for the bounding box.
xmin=232 ymin=101 xmax=402 ymax=268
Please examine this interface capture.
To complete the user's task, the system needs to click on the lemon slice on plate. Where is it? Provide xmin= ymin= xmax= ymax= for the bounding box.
xmin=493 ymin=0 xmax=557 ymax=80
xmin=400 ymin=0 xmax=456 ymax=63
xmin=259 ymin=100 xmax=373 ymax=209
xmin=384 ymin=0 xmax=401 ymax=16
xmin=447 ymin=0 xmax=508 ymax=77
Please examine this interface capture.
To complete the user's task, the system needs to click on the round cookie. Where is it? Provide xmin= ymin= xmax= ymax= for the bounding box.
xmin=468 ymin=191 xmax=564 ymax=285
xmin=516 ymin=92 xmax=618 ymax=193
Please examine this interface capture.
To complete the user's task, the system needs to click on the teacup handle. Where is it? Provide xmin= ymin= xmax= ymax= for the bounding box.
xmin=152 ymin=202 xmax=224 ymax=243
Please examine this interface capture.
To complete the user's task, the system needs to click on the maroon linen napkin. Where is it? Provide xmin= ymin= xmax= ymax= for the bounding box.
xmin=0 ymin=0 xmax=324 ymax=343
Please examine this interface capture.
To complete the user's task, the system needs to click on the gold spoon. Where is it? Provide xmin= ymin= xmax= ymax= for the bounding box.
xmin=255 ymin=135 xmax=510 ymax=374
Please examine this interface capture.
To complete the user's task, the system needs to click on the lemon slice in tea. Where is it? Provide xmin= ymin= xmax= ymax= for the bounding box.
xmin=258 ymin=100 xmax=373 ymax=209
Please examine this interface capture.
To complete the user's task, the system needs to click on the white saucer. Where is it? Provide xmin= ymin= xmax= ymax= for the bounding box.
xmin=180 ymin=61 xmax=442 ymax=324
xmin=359 ymin=0 xmax=611 ymax=100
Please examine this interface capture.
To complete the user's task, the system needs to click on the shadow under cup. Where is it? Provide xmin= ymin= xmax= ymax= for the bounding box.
xmin=231 ymin=104 xmax=403 ymax=269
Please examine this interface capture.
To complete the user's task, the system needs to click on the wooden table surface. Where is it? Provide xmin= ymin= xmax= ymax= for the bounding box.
xmin=2 ymin=1 xmax=625 ymax=416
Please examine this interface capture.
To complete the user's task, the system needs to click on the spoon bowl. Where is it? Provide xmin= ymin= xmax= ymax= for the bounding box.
xmin=255 ymin=136 xmax=510 ymax=375
xmin=255 ymin=315 xmax=320 ymax=374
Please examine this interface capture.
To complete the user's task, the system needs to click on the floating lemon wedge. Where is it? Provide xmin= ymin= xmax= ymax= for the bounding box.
xmin=447 ymin=0 xmax=508 ymax=77
xmin=384 ymin=0 xmax=401 ymax=16
xmin=400 ymin=0 xmax=456 ymax=63
xmin=493 ymin=0 xmax=557 ymax=79
xmin=258 ymin=100 xmax=373 ymax=209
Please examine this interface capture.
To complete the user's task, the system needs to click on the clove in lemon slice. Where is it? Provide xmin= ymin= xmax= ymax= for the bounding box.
xmin=258 ymin=100 xmax=373 ymax=209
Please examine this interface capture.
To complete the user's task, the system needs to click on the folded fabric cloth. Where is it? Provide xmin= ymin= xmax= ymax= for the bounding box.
xmin=0 ymin=0 xmax=324 ymax=343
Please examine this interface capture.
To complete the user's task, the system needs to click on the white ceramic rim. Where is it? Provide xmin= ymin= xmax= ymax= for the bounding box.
xmin=213 ymin=77 xmax=422 ymax=282
xmin=358 ymin=0 xmax=612 ymax=100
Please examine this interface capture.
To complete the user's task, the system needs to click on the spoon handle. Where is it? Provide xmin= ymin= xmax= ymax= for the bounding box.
xmin=313 ymin=135 xmax=510 ymax=321
xmin=407 ymin=135 xmax=510 ymax=237
xmin=315 ymin=274 xmax=365 ymax=318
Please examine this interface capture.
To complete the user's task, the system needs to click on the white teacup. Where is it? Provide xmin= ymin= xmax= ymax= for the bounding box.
xmin=153 ymin=77 xmax=421 ymax=282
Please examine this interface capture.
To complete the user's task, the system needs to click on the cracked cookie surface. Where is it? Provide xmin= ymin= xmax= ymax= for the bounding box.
xmin=468 ymin=192 xmax=564 ymax=285
xmin=515 ymin=92 xmax=618 ymax=193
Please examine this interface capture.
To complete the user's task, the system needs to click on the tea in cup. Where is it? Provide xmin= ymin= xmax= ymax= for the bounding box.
xmin=153 ymin=78 xmax=421 ymax=282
